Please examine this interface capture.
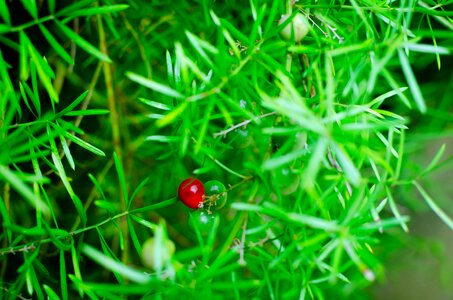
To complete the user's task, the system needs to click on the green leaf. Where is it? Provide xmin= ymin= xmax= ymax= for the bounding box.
xmin=19 ymin=31 xmax=29 ymax=80
xmin=56 ymin=0 xmax=96 ymax=16
xmin=126 ymin=71 xmax=184 ymax=99
xmin=102 ymin=13 xmax=121 ymax=40
xmin=175 ymin=42 xmax=209 ymax=82
xmin=96 ymin=228 xmax=125 ymax=284
xmin=129 ymin=197 xmax=177 ymax=214
xmin=71 ymin=245 xmax=84 ymax=298
xmin=0 ymin=23 xmax=10 ymax=34
xmin=63 ymin=131 xmax=105 ymax=157
xmin=129 ymin=214 xmax=157 ymax=231
xmin=166 ymin=50 xmax=174 ymax=83
xmin=59 ymin=134 xmax=75 ymax=170
xmin=39 ymin=24 xmax=74 ymax=65
xmin=421 ymin=143 xmax=446 ymax=176
xmin=0 ymin=50 xmax=18 ymax=127
xmin=128 ymin=216 xmax=142 ymax=256
xmin=28 ymin=59 xmax=44 ymax=113
xmin=28 ymin=264 xmax=45 ymax=300
xmin=369 ymin=87 xmax=408 ymax=108
xmin=330 ymin=142 xmax=361 ymax=187
xmin=231 ymin=202 xmax=340 ymax=231
xmin=51 ymin=152 xmax=87 ymax=225
xmin=398 ymin=48 xmax=426 ymax=113
xmin=402 ymin=41 xmax=450 ymax=55
xmin=55 ymin=20 xmax=112 ymax=63
xmin=287 ymin=213 xmax=340 ymax=231
xmin=55 ymin=90 xmax=89 ymax=118
xmin=0 ymin=195 xmax=12 ymax=242
xmin=0 ymin=0 xmax=11 ymax=25
xmin=25 ymin=35 xmax=59 ymax=103
xmin=88 ymin=173 xmax=106 ymax=200
xmin=43 ymin=285 xmax=62 ymax=300
xmin=0 ymin=165 xmax=50 ymax=216
xmin=113 ymin=152 xmax=129 ymax=207
xmin=69 ymin=275 xmax=101 ymax=299
xmin=18 ymin=243 xmax=41 ymax=273
xmin=414 ymin=181 xmax=453 ymax=230
xmin=60 ymin=249 xmax=68 ymax=300
xmin=48 ymin=0 xmax=55 ymax=14
xmin=20 ymin=0 xmax=38 ymax=19
xmin=94 ymin=200 xmax=116 ymax=213
xmin=19 ymin=82 xmax=39 ymax=116
xmin=185 ymin=30 xmax=218 ymax=67
xmin=60 ymin=4 xmax=129 ymax=20
xmin=261 ymin=95 xmax=326 ymax=135
xmin=262 ymin=147 xmax=309 ymax=170
xmin=138 ymin=98 xmax=171 ymax=110
xmin=385 ymin=186 xmax=409 ymax=232
xmin=128 ymin=177 xmax=149 ymax=209
xmin=65 ymin=109 xmax=110 ymax=116
xmin=303 ymin=137 xmax=328 ymax=189
xmin=81 ymin=243 xmax=150 ymax=284
xmin=155 ymin=102 xmax=188 ymax=128
xmin=146 ymin=135 xmax=180 ymax=143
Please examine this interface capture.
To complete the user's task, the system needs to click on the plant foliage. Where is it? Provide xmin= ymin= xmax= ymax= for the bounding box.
xmin=0 ymin=0 xmax=452 ymax=299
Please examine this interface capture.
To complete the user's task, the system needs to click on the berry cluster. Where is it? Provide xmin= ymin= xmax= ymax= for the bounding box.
xmin=177 ymin=178 xmax=227 ymax=211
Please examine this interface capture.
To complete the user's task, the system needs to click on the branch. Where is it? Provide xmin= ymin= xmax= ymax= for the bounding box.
xmin=213 ymin=111 xmax=276 ymax=138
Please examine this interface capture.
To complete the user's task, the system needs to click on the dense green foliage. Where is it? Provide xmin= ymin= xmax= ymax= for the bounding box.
xmin=0 ymin=0 xmax=452 ymax=299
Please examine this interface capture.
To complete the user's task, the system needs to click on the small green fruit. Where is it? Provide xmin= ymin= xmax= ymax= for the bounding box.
xmin=141 ymin=237 xmax=175 ymax=269
xmin=230 ymin=128 xmax=253 ymax=149
xmin=205 ymin=180 xmax=228 ymax=209
xmin=279 ymin=13 xmax=310 ymax=42
xmin=190 ymin=211 xmax=218 ymax=236
xmin=275 ymin=167 xmax=300 ymax=195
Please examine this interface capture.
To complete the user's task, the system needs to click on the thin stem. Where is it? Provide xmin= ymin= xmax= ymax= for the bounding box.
xmin=0 ymin=183 xmax=10 ymax=279
xmin=97 ymin=11 xmax=130 ymax=265
xmin=213 ymin=112 xmax=276 ymax=138
xmin=286 ymin=0 xmax=293 ymax=15
xmin=0 ymin=198 xmax=177 ymax=256
xmin=9 ymin=15 xmax=55 ymax=32
xmin=207 ymin=153 xmax=250 ymax=179
xmin=71 ymin=211 xmax=129 ymax=235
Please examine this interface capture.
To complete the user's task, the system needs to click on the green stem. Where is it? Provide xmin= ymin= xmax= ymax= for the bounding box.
xmin=9 ymin=15 xmax=55 ymax=32
xmin=286 ymin=0 xmax=293 ymax=15
xmin=0 ymin=198 xmax=177 ymax=255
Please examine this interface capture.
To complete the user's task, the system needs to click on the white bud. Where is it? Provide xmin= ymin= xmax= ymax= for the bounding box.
xmin=279 ymin=13 xmax=310 ymax=42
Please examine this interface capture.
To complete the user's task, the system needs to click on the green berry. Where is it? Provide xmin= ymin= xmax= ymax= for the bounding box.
xmin=205 ymin=180 xmax=228 ymax=209
xmin=230 ymin=128 xmax=253 ymax=149
xmin=275 ymin=167 xmax=300 ymax=195
xmin=190 ymin=211 xmax=218 ymax=236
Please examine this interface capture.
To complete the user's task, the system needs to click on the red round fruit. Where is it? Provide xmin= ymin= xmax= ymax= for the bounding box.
xmin=178 ymin=178 xmax=205 ymax=209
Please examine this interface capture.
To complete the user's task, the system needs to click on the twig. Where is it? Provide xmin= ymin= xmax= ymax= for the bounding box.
xmin=299 ymin=10 xmax=344 ymax=43
xmin=97 ymin=12 xmax=129 ymax=265
xmin=213 ymin=111 xmax=276 ymax=138
xmin=0 ymin=198 xmax=177 ymax=257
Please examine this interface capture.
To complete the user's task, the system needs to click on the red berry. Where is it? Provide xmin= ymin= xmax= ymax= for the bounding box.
xmin=178 ymin=178 xmax=205 ymax=209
